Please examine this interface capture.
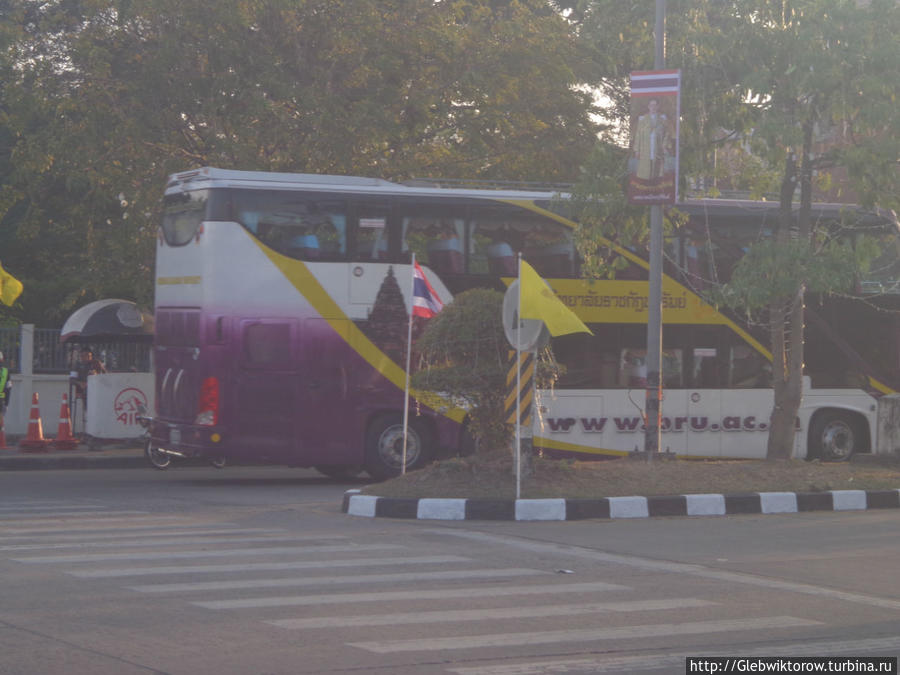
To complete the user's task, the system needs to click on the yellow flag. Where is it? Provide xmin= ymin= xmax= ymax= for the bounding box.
xmin=519 ymin=260 xmax=592 ymax=337
xmin=0 ymin=261 xmax=23 ymax=307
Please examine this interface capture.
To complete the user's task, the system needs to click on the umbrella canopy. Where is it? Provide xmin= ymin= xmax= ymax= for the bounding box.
xmin=60 ymin=299 xmax=154 ymax=343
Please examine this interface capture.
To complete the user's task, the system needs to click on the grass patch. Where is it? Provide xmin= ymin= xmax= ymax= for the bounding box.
xmin=362 ymin=451 xmax=900 ymax=500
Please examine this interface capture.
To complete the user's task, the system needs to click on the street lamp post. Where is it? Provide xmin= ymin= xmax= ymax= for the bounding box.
xmin=643 ymin=0 xmax=666 ymax=460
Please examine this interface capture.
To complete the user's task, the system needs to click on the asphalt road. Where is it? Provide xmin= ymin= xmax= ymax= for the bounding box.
xmin=0 ymin=466 xmax=897 ymax=675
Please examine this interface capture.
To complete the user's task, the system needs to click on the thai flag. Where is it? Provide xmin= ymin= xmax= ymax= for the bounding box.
xmin=412 ymin=261 xmax=444 ymax=318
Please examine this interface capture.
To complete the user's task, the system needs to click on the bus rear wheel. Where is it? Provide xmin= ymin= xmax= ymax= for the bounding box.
xmin=809 ymin=411 xmax=859 ymax=462
xmin=364 ymin=415 xmax=432 ymax=481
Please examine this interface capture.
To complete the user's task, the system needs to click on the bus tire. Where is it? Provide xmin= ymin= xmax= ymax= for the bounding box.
xmin=808 ymin=411 xmax=860 ymax=462
xmin=145 ymin=440 xmax=171 ymax=470
xmin=364 ymin=415 xmax=433 ymax=481
xmin=314 ymin=465 xmax=364 ymax=480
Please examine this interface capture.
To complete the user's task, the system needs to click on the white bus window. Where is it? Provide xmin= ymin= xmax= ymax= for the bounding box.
xmin=692 ymin=347 xmax=720 ymax=387
xmin=162 ymin=190 xmax=207 ymax=246
xmin=356 ymin=216 xmax=389 ymax=261
xmin=403 ymin=218 xmax=465 ymax=274
xmin=729 ymin=345 xmax=770 ymax=388
xmin=233 ymin=191 xmax=346 ymax=261
xmin=470 ymin=213 xmax=574 ymax=277
xmin=619 ymin=348 xmax=683 ymax=388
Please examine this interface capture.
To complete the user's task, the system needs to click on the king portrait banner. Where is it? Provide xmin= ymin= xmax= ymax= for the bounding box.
xmin=627 ymin=70 xmax=680 ymax=206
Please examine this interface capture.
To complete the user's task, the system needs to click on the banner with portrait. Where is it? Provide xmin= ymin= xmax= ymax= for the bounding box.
xmin=627 ymin=70 xmax=680 ymax=205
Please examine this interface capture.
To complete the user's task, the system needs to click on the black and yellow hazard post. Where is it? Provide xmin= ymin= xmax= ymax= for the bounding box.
xmin=505 ymin=349 xmax=535 ymax=483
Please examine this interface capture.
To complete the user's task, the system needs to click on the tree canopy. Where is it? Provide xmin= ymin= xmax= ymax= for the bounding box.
xmin=0 ymin=0 xmax=599 ymax=324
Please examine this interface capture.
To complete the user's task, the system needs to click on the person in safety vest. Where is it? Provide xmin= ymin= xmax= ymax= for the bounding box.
xmin=0 ymin=351 xmax=11 ymax=432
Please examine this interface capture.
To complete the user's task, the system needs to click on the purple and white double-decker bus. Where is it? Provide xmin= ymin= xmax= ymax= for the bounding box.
xmin=150 ymin=167 xmax=900 ymax=476
xmin=149 ymin=167 xmax=574 ymax=478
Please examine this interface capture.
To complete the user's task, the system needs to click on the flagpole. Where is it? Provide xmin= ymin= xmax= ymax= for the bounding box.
xmin=402 ymin=253 xmax=416 ymax=475
xmin=515 ymin=254 xmax=522 ymax=500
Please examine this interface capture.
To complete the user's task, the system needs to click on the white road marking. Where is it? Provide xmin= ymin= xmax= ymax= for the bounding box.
xmin=267 ymin=597 xmax=715 ymax=629
xmin=194 ymin=581 xmax=629 ymax=609
xmin=0 ymin=534 xmax=309 ymax=552
xmin=13 ymin=543 xmax=402 ymax=564
xmin=128 ymin=559 xmax=476 ymax=592
xmin=446 ymin=636 xmax=900 ymax=674
xmin=0 ymin=527 xmax=293 ymax=543
xmin=71 ymin=555 xmax=486 ymax=579
xmin=350 ymin=616 xmax=820 ymax=653
xmin=435 ymin=529 xmax=900 ymax=611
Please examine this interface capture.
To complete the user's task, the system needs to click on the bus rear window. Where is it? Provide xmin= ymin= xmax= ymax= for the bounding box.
xmin=162 ymin=190 xmax=208 ymax=245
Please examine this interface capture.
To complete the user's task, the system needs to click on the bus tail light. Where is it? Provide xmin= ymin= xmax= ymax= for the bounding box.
xmin=195 ymin=377 xmax=219 ymax=426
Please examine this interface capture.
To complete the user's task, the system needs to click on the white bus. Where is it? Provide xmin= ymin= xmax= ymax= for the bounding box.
xmin=150 ymin=167 xmax=900 ymax=477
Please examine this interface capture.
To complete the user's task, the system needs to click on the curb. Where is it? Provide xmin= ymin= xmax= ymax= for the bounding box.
xmin=342 ymin=488 xmax=900 ymax=521
xmin=0 ymin=450 xmax=146 ymax=471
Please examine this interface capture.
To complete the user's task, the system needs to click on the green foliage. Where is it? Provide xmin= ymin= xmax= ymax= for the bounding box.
xmin=0 ymin=0 xmax=600 ymax=324
xmin=412 ymin=289 xmax=509 ymax=450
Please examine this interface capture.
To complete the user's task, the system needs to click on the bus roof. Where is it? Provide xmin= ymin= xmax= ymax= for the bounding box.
xmin=165 ymin=167 xmax=568 ymax=202
xmin=165 ymin=167 xmax=897 ymax=229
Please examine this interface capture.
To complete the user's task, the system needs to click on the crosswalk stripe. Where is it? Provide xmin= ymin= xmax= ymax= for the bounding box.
xmin=71 ymin=553 xmax=475 ymax=579
xmin=0 ymin=505 xmax=110 ymax=513
xmin=130 ymin=564 xmax=530 ymax=593
xmin=194 ymin=581 xmax=629 ymax=610
xmin=446 ymin=636 xmax=900 ymax=674
xmin=350 ymin=616 xmax=821 ymax=653
xmin=0 ymin=534 xmax=305 ymax=552
xmin=0 ymin=510 xmax=151 ymax=520
xmin=13 ymin=543 xmax=402 ymax=564
xmin=0 ymin=527 xmax=291 ymax=542
xmin=268 ymin=598 xmax=715 ymax=630
xmin=0 ymin=518 xmax=208 ymax=534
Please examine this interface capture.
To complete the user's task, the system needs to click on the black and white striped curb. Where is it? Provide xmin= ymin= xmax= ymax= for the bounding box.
xmin=342 ymin=488 xmax=900 ymax=521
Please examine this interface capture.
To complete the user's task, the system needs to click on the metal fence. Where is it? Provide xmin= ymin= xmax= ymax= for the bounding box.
xmin=34 ymin=328 xmax=68 ymax=373
xmin=0 ymin=326 xmax=152 ymax=374
xmin=0 ymin=327 xmax=21 ymax=373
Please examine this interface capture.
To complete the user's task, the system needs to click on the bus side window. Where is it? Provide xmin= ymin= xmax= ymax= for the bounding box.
xmin=404 ymin=218 xmax=465 ymax=274
xmin=729 ymin=345 xmax=770 ymax=388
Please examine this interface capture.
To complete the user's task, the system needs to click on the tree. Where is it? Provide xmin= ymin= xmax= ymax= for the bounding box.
xmin=0 ymin=0 xmax=600 ymax=323
xmin=571 ymin=0 xmax=900 ymax=459
xmin=412 ymin=288 xmax=511 ymax=452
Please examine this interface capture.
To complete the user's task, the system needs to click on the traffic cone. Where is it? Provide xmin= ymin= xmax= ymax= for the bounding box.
xmin=18 ymin=392 xmax=50 ymax=452
xmin=52 ymin=393 xmax=79 ymax=450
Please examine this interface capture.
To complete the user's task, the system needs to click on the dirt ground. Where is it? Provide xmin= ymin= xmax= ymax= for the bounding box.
xmin=363 ymin=450 xmax=900 ymax=500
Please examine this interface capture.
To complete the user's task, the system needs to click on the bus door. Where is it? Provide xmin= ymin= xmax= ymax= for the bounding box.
xmin=299 ymin=319 xmax=359 ymax=465
xmin=684 ymin=347 xmax=723 ymax=458
xmin=234 ymin=319 xmax=299 ymax=460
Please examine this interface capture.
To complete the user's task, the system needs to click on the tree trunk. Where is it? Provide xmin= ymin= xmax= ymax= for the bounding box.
xmin=766 ymin=294 xmax=804 ymax=460
xmin=766 ymin=149 xmax=808 ymax=461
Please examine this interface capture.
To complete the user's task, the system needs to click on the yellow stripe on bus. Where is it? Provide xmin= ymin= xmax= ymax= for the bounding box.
xmin=255 ymin=239 xmax=466 ymax=424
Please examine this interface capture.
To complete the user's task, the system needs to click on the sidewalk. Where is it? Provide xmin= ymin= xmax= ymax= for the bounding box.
xmin=0 ymin=440 xmax=146 ymax=471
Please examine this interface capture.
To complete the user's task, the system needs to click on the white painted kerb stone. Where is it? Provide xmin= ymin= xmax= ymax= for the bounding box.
xmin=685 ymin=493 xmax=726 ymax=516
xmin=417 ymin=498 xmax=466 ymax=520
xmin=515 ymin=499 xmax=566 ymax=521
xmin=759 ymin=491 xmax=798 ymax=514
xmin=831 ymin=490 xmax=867 ymax=511
xmin=346 ymin=495 xmax=378 ymax=517
xmin=608 ymin=496 xmax=649 ymax=519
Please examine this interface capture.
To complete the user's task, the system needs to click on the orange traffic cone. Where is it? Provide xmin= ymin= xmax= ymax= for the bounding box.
xmin=19 ymin=392 xmax=50 ymax=452
xmin=52 ymin=393 xmax=79 ymax=450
